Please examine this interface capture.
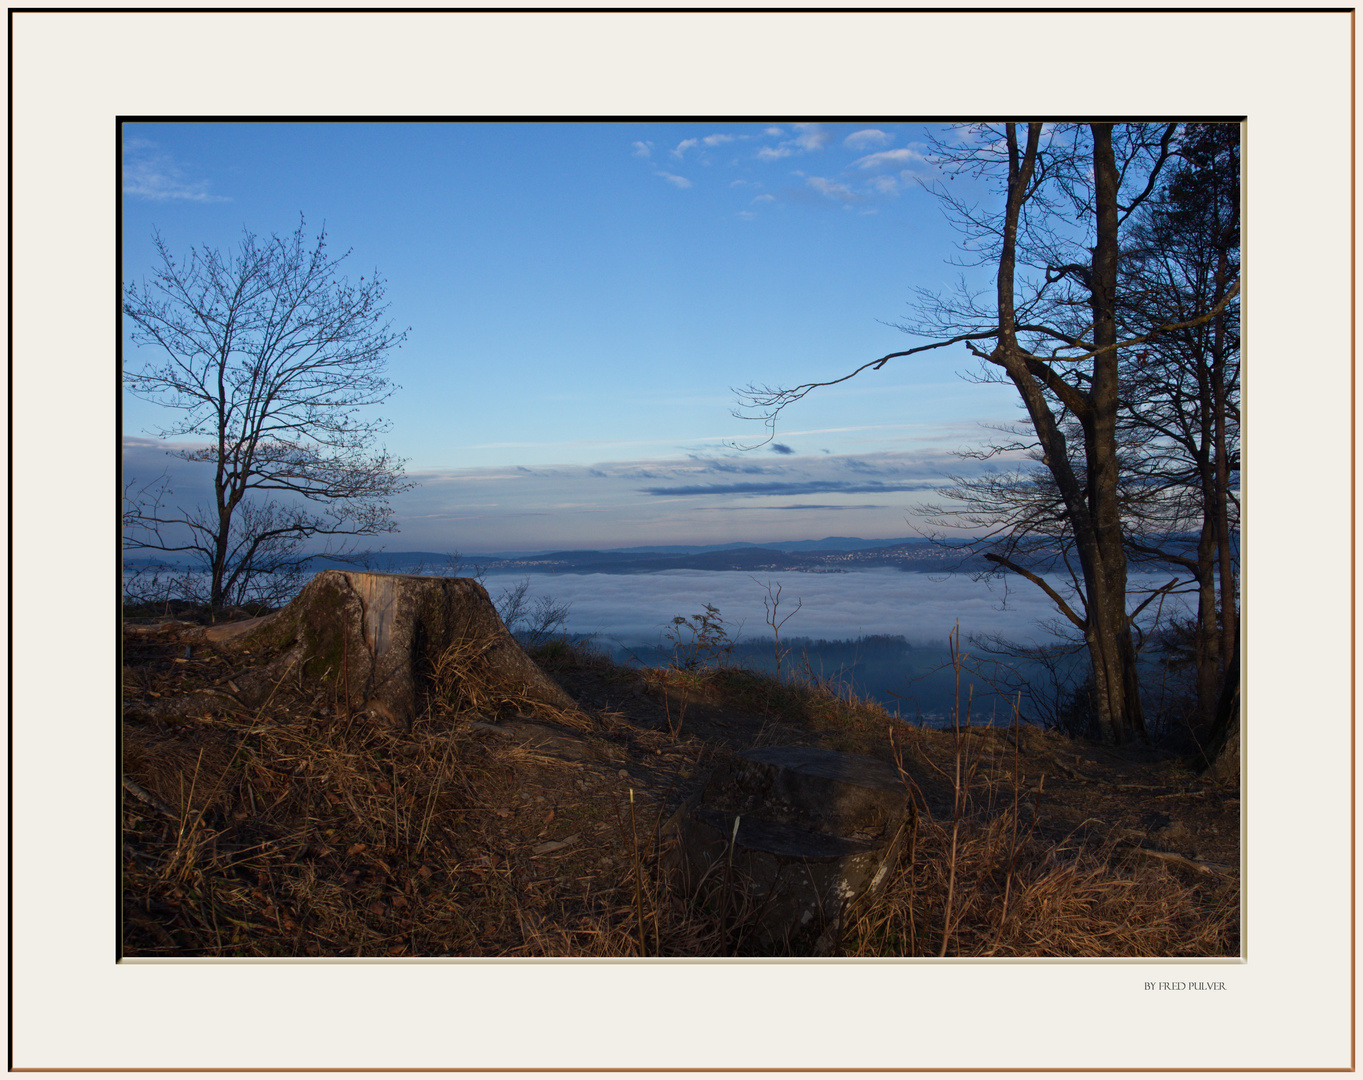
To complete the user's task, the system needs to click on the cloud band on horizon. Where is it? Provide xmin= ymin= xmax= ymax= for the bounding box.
xmin=638 ymin=479 xmax=940 ymax=497
xmin=123 ymin=436 xmax=1023 ymax=551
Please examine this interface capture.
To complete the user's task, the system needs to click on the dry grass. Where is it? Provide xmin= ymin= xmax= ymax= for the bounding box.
xmin=851 ymin=799 xmax=1240 ymax=957
xmin=123 ymin=714 xmax=685 ymax=957
xmin=844 ymin=635 xmax=1239 ymax=958
xmin=426 ymin=626 xmax=594 ymax=734
xmin=122 ymin=627 xmax=723 ymax=957
xmin=122 ymin=622 xmax=1238 ymax=958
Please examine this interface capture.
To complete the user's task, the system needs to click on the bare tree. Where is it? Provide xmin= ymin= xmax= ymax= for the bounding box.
xmin=1116 ymin=123 xmax=1240 ymax=732
xmin=493 ymin=577 xmax=573 ymax=648
xmin=737 ymin=123 xmax=1239 ymax=745
xmin=122 ymin=218 xmax=413 ymax=611
xmin=753 ymin=577 xmax=802 ymax=680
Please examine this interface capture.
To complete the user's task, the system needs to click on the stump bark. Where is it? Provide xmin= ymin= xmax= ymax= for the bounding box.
xmin=200 ymin=570 xmax=575 ymax=726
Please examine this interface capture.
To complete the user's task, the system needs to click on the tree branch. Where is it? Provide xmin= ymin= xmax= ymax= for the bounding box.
xmin=983 ymin=552 xmax=1088 ymax=631
xmin=731 ymin=330 xmax=997 ymax=447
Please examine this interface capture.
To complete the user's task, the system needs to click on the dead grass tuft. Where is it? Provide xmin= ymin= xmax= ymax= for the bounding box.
xmin=850 ymin=811 xmax=1239 ymax=957
xmin=428 ymin=629 xmax=597 ymax=734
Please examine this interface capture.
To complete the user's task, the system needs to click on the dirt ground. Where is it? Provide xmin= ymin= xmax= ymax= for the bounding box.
xmin=121 ymin=616 xmax=1240 ymax=958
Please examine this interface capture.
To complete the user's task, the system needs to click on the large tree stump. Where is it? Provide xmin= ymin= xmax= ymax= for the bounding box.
xmin=199 ymin=570 xmax=576 ymax=727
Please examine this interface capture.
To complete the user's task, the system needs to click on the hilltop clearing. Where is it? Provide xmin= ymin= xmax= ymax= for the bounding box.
xmin=122 ymin=606 xmax=1238 ymax=958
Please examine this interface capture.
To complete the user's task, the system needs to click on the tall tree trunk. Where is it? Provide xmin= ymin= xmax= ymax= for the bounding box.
xmin=211 ymin=471 xmax=237 ymax=612
xmin=1085 ymin=124 xmax=1145 ymax=741
xmin=1187 ymin=327 xmax=1224 ymax=731
xmin=989 ymin=124 xmax=1146 ymax=744
xmin=211 ymin=510 xmax=231 ymax=611
xmin=1212 ymin=245 xmax=1238 ymax=670
xmin=1194 ymin=520 xmax=1221 ymax=730
xmin=1200 ymin=622 xmax=1240 ymax=781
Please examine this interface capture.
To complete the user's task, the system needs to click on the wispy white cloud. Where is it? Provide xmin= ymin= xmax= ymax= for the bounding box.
xmin=807 ymin=176 xmax=858 ymax=203
xmin=122 ymin=141 xmax=229 ymax=203
xmin=791 ymin=123 xmax=833 ymax=151
xmin=851 ymin=146 xmax=929 ymax=171
xmin=756 ymin=122 xmax=833 ymax=164
xmin=633 ymin=124 xmax=923 ymax=222
xmin=844 ymin=128 xmax=891 ymax=150
xmin=638 ymin=477 xmax=939 ymax=498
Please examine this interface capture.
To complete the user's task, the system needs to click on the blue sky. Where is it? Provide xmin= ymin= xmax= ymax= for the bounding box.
xmin=122 ymin=121 xmax=1024 ymax=552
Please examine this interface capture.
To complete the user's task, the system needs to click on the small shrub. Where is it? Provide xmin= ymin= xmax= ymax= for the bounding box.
xmin=664 ymin=604 xmax=734 ymax=671
xmin=495 ymin=578 xmax=571 ymax=648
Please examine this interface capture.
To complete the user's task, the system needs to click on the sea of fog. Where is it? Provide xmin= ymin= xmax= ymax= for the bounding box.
xmin=481 ymin=568 xmax=1193 ymax=724
xmin=480 ymin=567 xmax=1188 ymax=650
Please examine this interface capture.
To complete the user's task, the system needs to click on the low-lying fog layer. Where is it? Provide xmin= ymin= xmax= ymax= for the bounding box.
xmin=481 ymin=567 xmax=1191 ymax=650
xmin=123 ymin=565 xmax=1193 ymax=724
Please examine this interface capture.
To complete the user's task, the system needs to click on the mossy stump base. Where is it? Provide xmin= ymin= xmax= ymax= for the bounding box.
xmin=203 ymin=570 xmax=575 ymax=727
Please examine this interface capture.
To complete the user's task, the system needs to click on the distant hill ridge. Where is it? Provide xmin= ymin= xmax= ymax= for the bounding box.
xmin=294 ymin=537 xmax=981 ymax=576
xmin=123 ymin=536 xmax=941 ymax=575
xmin=124 ymin=531 xmax=1214 ymax=577
xmin=362 ymin=536 xmax=934 ymax=564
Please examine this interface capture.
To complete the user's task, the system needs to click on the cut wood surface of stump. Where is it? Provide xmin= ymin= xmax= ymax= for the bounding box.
xmin=196 ymin=570 xmax=577 ymax=727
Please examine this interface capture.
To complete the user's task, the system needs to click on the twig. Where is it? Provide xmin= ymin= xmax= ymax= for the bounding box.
xmin=123 ymin=775 xmax=177 ymax=818
xmin=1120 ymin=841 xmax=1234 ymax=878
xmin=721 ymin=814 xmax=741 ymax=955
xmin=939 ymin=622 xmax=967 ymax=958
xmin=629 ymin=788 xmax=647 ymax=958
xmin=343 ymin=618 xmax=352 ymax=722
xmin=192 ymin=687 xmax=248 ymax=711
xmin=987 ymin=694 xmax=1025 ymax=955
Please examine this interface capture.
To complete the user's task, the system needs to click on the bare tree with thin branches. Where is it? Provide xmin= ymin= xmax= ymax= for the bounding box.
xmin=123 ymin=217 xmax=413 ymax=610
xmin=1116 ymin=123 xmax=1240 ymax=732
